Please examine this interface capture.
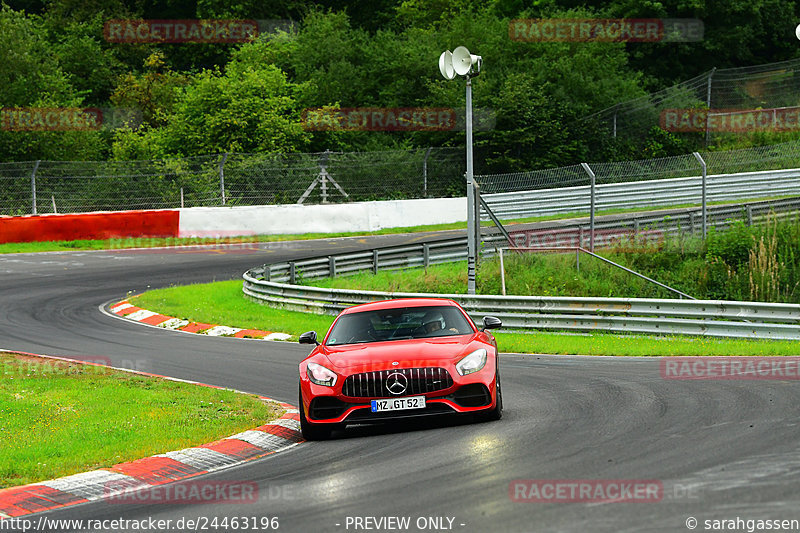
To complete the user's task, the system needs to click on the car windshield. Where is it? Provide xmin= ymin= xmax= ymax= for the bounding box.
xmin=326 ymin=305 xmax=474 ymax=346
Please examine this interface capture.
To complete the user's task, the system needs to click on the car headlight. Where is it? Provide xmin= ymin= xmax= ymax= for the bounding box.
xmin=307 ymin=362 xmax=338 ymax=387
xmin=456 ymin=349 xmax=487 ymax=376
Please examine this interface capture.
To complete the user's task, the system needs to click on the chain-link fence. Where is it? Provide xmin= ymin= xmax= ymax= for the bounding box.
xmin=477 ymin=138 xmax=800 ymax=222
xmin=580 ymin=57 xmax=800 ymax=145
xmin=475 ymin=139 xmax=800 ymax=198
xmin=3 ymin=139 xmax=800 ymax=218
xmin=0 ymin=148 xmax=466 ymax=215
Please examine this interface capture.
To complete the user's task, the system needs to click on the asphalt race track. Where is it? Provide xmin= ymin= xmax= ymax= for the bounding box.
xmin=2 ymin=233 xmax=800 ymax=533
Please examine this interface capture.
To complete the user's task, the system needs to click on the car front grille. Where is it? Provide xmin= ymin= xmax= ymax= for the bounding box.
xmin=342 ymin=367 xmax=453 ymax=398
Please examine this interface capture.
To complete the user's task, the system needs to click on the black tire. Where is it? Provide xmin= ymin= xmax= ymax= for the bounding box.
xmin=479 ymin=370 xmax=503 ymax=422
xmin=299 ymin=384 xmax=333 ymax=441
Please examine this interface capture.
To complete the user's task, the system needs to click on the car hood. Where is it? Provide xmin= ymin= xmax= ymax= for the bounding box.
xmin=320 ymin=335 xmax=482 ymax=372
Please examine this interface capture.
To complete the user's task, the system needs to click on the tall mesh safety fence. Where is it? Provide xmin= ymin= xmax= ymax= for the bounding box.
xmin=0 ymin=148 xmax=465 ymax=216
xmin=580 ymin=58 xmax=800 ymax=146
xmin=4 ymin=141 xmax=800 ymax=218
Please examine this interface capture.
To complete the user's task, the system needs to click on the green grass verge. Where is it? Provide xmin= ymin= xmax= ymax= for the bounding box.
xmin=496 ymin=332 xmax=800 ymax=356
xmin=133 ymin=281 xmax=336 ymax=339
xmin=0 ymin=352 xmax=283 ymax=488
xmin=131 ymin=280 xmax=800 ymax=356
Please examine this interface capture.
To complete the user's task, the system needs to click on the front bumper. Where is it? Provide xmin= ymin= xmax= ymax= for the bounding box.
xmin=303 ymin=381 xmax=496 ymax=425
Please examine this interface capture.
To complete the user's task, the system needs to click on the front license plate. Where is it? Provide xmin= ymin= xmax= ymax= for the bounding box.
xmin=371 ymin=396 xmax=426 ymax=413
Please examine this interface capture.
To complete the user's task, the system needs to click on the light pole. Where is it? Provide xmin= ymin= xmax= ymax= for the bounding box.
xmin=439 ymin=46 xmax=482 ymax=295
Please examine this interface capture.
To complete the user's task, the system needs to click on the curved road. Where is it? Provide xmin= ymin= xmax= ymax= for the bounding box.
xmin=2 ymin=234 xmax=800 ymax=532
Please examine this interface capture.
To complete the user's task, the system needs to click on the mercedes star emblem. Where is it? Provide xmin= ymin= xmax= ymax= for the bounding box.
xmin=385 ymin=371 xmax=408 ymax=395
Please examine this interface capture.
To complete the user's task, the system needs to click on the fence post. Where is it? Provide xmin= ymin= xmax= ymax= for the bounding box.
xmin=423 ymin=146 xmax=432 ymax=197
xmin=289 ymin=262 xmax=296 ymax=284
xmin=329 ymin=256 xmax=336 ymax=277
xmin=218 ymin=153 xmax=228 ymax=205
xmin=580 ymin=163 xmax=596 ymax=252
xmin=373 ymin=250 xmax=379 ymax=274
xmin=693 ymin=152 xmax=707 ymax=239
xmin=704 ymin=67 xmax=716 ymax=147
xmin=30 ymin=160 xmax=40 ymax=215
xmin=423 ymin=243 xmax=430 ymax=268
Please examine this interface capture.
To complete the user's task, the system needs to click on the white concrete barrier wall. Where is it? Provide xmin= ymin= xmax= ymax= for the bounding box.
xmin=178 ymin=197 xmax=468 ymax=237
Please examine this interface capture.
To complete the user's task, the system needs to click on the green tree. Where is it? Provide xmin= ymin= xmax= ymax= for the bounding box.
xmin=110 ymin=51 xmax=189 ymax=128
xmin=0 ymin=4 xmax=105 ymax=161
xmin=112 ymin=47 xmax=310 ymax=158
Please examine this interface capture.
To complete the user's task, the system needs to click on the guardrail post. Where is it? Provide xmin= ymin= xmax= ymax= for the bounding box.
xmin=498 ymin=247 xmax=507 ymax=295
xmin=372 ymin=250 xmax=379 ymax=274
xmin=30 ymin=160 xmax=40 ymax=215
xmin=579 ymin=226 xmax=584 ymax=248
xmin=423 ymin=243 xmax=430 ymax=268
xmin=580 ymin=163 xmax=596 ymax=252
xmin=634 ymin=218 xmax=640 ymax=235
xmin=746 ymin=205 xmax=753 ymax=226
xmin=262 ymin=264 xmax=270 ymax=281
xmin=329 ymin=256 xmax=336 ymax=277
xmin=693 ymin=152 xmax=707 ymax=239
xmin=289 ymin=262 xmax=296 ymax=284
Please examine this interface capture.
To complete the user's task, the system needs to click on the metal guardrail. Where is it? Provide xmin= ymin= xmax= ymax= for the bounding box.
xmin=504 ymin=196 xmax=800 ymax=248
xmin=242 ymin=197 xmax=800 ymax=340
xmin=483 ymin=168 xmax=800 ymax=219
xmin=243 ymin=272 xmax=800 ymax=340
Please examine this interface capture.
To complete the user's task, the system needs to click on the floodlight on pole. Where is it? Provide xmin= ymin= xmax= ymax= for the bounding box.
xmin=439 ymin=46 xmax=482 ymax=295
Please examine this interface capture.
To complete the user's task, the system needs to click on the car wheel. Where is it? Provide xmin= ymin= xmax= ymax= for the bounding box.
xmin=480 ymin=370 xmax=503 ymax=422
xmin=299 ymin=384 xmax=332 ymax=440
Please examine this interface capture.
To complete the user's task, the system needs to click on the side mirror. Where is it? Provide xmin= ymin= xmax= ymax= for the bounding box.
xmin=481 ymin=316 xmax=502 ymax=331
xmin=298 ymin=331 xmax=319 ymax=345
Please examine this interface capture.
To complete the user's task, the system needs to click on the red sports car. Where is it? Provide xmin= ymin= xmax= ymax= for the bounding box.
xmin=298 ymin=297 xmax=503 ymax=440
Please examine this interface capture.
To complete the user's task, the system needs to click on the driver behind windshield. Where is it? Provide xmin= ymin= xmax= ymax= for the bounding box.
xmin=326 ymin=306 xmax=473 ymax=345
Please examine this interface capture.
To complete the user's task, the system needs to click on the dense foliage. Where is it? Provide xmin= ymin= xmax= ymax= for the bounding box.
xmin=2 ymin=0 xmax=800 ymax=169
